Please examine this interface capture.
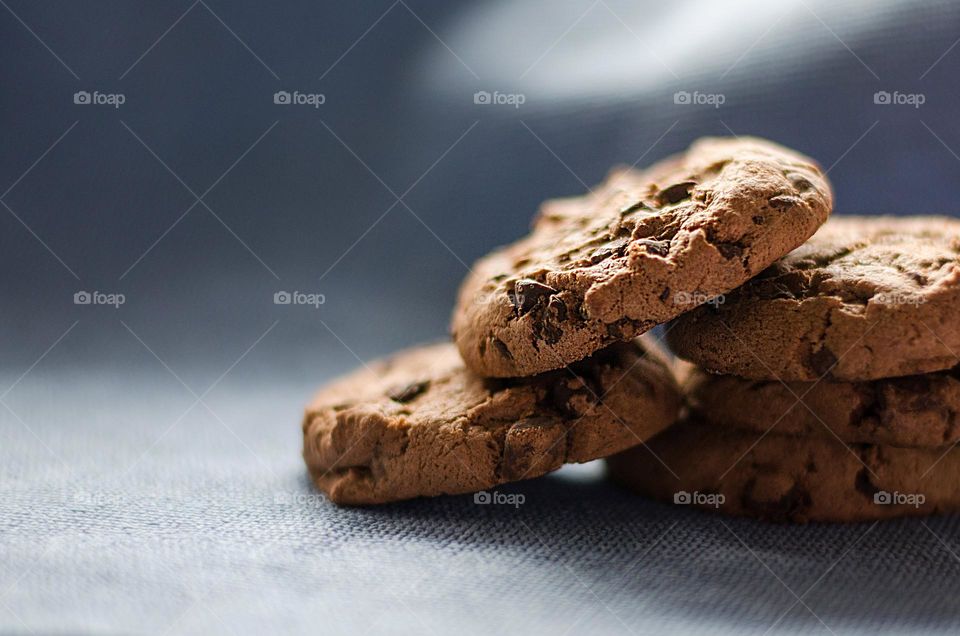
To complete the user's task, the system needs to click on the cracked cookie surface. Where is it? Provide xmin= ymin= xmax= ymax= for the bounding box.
xmin=452 ymin=136 xmax=832 ymax=377
xmin=302 ymin=337 xmax=681 ymax=505
xmin=607 ymin=417 xmax=960 ymax=522
xmin=682 ymin=364 xmax=960 ymax=448
xmin=668 ymin=216 xmax=960 ymax=381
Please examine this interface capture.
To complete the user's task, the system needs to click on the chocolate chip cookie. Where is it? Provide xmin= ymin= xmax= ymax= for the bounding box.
xmin=668 ymin=216 xmax=960 ymax=381
xmin=683 ymin=364 xmax=960 ymax=448
xmin=607 ymin=417 xmax=960 ymax=522
xmin=303 ymin=337 xmax=681 ymax=505
xmin=452 ymin=136 xmax=832 ymax=377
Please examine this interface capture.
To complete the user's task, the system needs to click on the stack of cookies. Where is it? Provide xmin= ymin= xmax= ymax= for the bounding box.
xmin=304 ymin=136 xmax=844 ymax=514
xmin=610 ymin=216 xmax=960 ymax=522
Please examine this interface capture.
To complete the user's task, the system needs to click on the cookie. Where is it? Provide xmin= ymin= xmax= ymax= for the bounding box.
xmin=452 ymin=136 xmax=832 ymax=377
xmin=668 ymin=216 xmax=960 ymax=381
xmin=683 ymin=365 xmax=960 ymax=448
xmin=303 ymin=337 xmax=681 ymax=505
xmin=607 ymin=417 xmax=960 ymax=522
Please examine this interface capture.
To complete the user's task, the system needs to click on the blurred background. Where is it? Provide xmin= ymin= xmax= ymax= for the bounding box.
xmin=4 ymin=0 xmax=960 ymax=380
xmin=4 ymin=1 xmax=960 ymax=633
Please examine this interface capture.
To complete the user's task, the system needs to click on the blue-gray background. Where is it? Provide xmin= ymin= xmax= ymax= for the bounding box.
xmin=3 ymin=0 xmax=960 ymax=633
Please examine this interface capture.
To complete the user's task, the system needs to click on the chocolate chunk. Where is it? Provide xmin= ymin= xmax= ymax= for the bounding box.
xmin=604 ymin=318 xmax=635 ymax=340
xmin=809 ymin=347 xmax=838 ymax=377
xmin=715 ymin=242 xmax=744 ymax=259
xmin=909 ymin=271 xmax=929 ymax=286
xmin=540 ymin=323 xmax=562 ymax=345
xmin=854 ymin=467 xmax=879 ymax=498
xmin=387 ymin=380 xmax=429 ymax=403
xmin=702 ymin=226 xmax=745 ymax=260
xmin=656 ymin=181 xmax=697 ymax=205
xmin=492 ymin=337 xmax=513 ymax=360
xmin=619 ymin=200 xmax=651 ymax=216
xmin=500 ymin=417 xmax=566 ymax=481
xmin=704 ymin=159 xmax=729 ymax=174
xmin=636 ymin=238 xmax=671 ymax=257
xmin=547 ymin=296 xmax=567 ymax=322
xmin=537 ymin=297 xmax=568 ymax=345
xmin=589 ymin=238 xmax=629 ymax=263
xmin=510 ymin=279 xmax=556 ymax=315
xmin=788 ymin=174 xmax=814 ymax=191
xmin=546 ymin=379 xmax=592 ymax=418
xmin=768 ymin=195 xmax=800 ymax=209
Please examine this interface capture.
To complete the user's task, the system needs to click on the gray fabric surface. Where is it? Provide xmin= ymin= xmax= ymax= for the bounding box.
xmin=4 ymin=370 xmax=960 ymax=635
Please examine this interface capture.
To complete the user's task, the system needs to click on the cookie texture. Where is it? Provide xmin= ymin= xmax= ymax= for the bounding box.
xmin=452 ymin=137 xmax=833 ymax=377
xmin=683 ymin=365 xmax=960 ymax=448
xmin=607 ymin=417 xmax=960 ymax=523
xmin=303 ymin=338 xmax=681 ymax=505
xmin=668 ymin=216 xmax=960 ymax=381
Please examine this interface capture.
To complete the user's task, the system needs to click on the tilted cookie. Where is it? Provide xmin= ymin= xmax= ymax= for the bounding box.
xmin=607 ymin=417 xmax=960 ymax=523
xmin=669 ymin=216 xmax=960 ymax=381
xmin=303 ymin=338 xmax=680 ymax=505
xmin=683 ymin=365 xmax=960 ymax=448
xmin=452 ymin=136 xmax=832 ymax=377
